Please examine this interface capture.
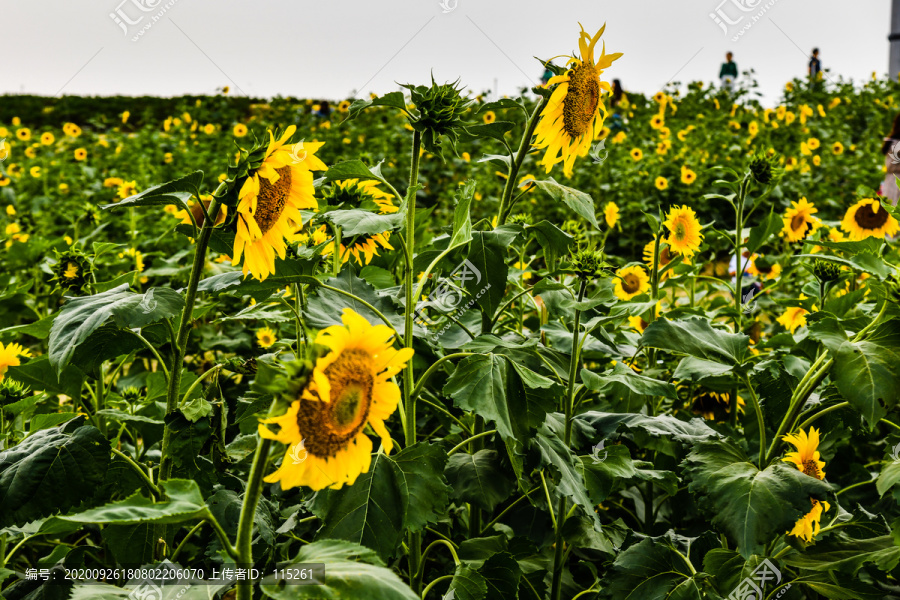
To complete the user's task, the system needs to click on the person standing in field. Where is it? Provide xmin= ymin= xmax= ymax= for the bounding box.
xmin=719 ymin=52 xmax=738 ymax=91
xmin=881 ymin=114 xmax=900 ymax=206
xmin=809 ymin=48 xmax=821 ymax=79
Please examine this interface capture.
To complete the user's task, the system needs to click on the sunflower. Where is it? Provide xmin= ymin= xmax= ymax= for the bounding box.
xmin=233 ymin=126 xmax=326 ymax=280
xmin=532 ymin=24 xmax=622 ymax=176
xmin=692 ymin=390 xmax=745 ymax=420
xmin=257 ymin=327 xmax=277 ymax=348
xmin=680 ymin=166 xmax=697 ymax=185
xmin=0 ymin=140 xmax=9 ymax=162
xmin=746 ymin=255 xmax=782 ymax=280
xmin=781 ymin=197 xmax=819 ymax=242
xmin=117 ymin=180 xmax=137 ymax=200
xmin=655 ymin=176 xmax=669 ymax=191
xmin=483 ymin=111 xmax=496 ymax=125
xmin=630 ymin=148 xmax=643 ymax=161
xmin=603 ymin=201 xmax=619 ymax=228
xmin=40 ymin=132 xmax=54 ymax=146
xmin=642 ymin=239 xmax=681 ymax=279
xmin=318 ymin=179 xmax=397 ymax=265
xmin=627 ymin=316 xmax=647 ymax=334
xmin=783 ymin=427 xmax=829 ymax=542
xmin=782 ymin=427 xmax=826 ymax=480
xmin=0 ymin=341 xmax=31 ymax=381
xmin=832 ymin=142 xmax=844 ymax=155
xmin=338 ymin=100 xmax=351 ymax=112
xmin=16 ymin=128 xmax=30 ymax=141
xmin=233 ymin=123 xmax=248 ymax=137
xmin=663 ymin=205 xmax=703 ymax=258
xmin=777 ymin=296 xmax=811 ymax=334
xmin=650 ymin=115 xmax=665 ymax=130
xmin=259 ymin=309 xmax=414 ymax=490
xmin=807 ymin=137 xmax=820 ymax=151
xmin=841 ymin=198 xmax=900 ymax=241
xmin=613 ymin=265 xmax=650 ymax=300
xmin=74 ymin=148 xmax=87 ymax=161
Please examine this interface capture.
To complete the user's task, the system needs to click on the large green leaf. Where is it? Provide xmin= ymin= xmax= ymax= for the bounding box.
xmin=532 ymin=414 xmax=602 ymax=531
xmin=532 ymin=178 xmax=599 ymax=229
xmin=60 ymin=479 xmax=206 ymax=525
xmin=304 ymin=270 xmax=402 ymax=333
xmin=598 ymin=535 xmax=705 ymax=600
xmin=464 ymin=232 xmax=509 ymax=317
xmin=311 ymin=443 xmax=449 ymax=560
xmin=101 ymin=170 xmax=202 ymax=211
xmin=445 ymin=449 xmax=515 ymax=512
xmin=878 ymin=460 xmax=900 ymax=496
xmin=0 ymin=422 xmax=110 ymax=527
xmin=446 ymin=564 xmax=487 ymax=600
xmin=641 ymin=317 xmax=749 ymax=372
xmin=49 ymin=284 xmax=183 ymax=374
xmin=526 ymin=220 xmax=573 ymax=270
xmin=581 ymin=363 xmax=677 ymax=399
xmin=479 ymin=552 xmax=522 ymax=600
xmin=782 ymin=535 xmax=900 ymax=573
xmin=832 ymin=319 xmax=900 ymax=428
xmin=260 ymin=540 xmax=418 ymax=600
xmin=683 ymin=440 xmax=832 ymax=558
xmin=6 ymin=355 xmax=84 ymax=400
xmin=576 ymin=412 xmax=722 ymax=457
xmin=324 ymin=209 xmax=403 ymax=237
xmin=443 ymin=354 xmax=528 ymax=443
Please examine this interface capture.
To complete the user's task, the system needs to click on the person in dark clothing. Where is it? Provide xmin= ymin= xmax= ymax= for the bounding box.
xmin=719 ymin=52 xmax=738 ymax=90
xmin=809 ymin=48 xmax=821 ymax=79
xmin=610 ymin=79 xmax=624 ymax=108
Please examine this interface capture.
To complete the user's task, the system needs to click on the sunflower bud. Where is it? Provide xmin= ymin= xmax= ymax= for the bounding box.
xmin=0 ymin=379 xmax=30 ymax=406
xmin=748 ymin=152 xmax=783 ymax=185
xmin=121 ymin=386 xmax=144 ymax=402
xmin=570 ymin=247 xmax=608 ymax=280
xmin=509 ymin=213 xmax=532 ymax=226
xmin=402 ymin=77 xmax=472 ymax=159
xmin=812 ymin=259 xmax=840 ymax=284
xmin=51 ymin=249 xmax=93 ymax=292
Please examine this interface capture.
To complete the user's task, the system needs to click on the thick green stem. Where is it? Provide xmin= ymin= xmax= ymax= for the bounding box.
xmin=410 ymin=353 xmax=474 ymax=403
xmin=234 ymin=437 xmax=272 ymax=600
xmin=550 ymin=279 xmax=587 ymax=600
xmin=741 ymin=375 xmax=766 ymax=467
xmin=158 ymin=191 xmax=223 ymax=483
xmin=497 ymin=97 xmax=549 ymax=226
xmin=111 ymin=448 xmax=161 ymax=498
xmin=402 ymin=130 xmax=423 ymax=592
xmin=731 ymin=175 xmax=751 ymax=426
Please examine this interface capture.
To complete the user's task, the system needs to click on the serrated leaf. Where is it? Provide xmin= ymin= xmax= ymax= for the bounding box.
xmin=532 ymin=178 xmax=598 ymax=229
xmin=49 ymin=284 xmax=183 ymax=374
xmin=0 ymin=423 xmax=110 ymax=527
xmin=445 ymin=449 xmax=515 ymax=512
xmin=60 ymin=479 xmax=205 ymax=525
xmin=101 ymin=171 xmax=202 ymax=212
xmin=832 ymin=319 xmax=900 ymax=428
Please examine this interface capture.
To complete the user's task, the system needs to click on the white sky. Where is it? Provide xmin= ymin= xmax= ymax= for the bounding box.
xmin=0 ymin=0 xmax=892 ymax=106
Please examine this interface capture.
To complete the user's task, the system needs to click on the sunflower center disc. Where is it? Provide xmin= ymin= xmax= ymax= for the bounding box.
xmin=255 ymin=165 xmax=292 ymax=235
xmin=790 ymin=214 xmax=807 ymax=231
xmin=562 ymin=63 xmax=600 ymax=139
xmin=802 ymin=459 xmax=820 ymax=479
xmin=622 ymin=274 xmax=640 ymax=294
xmin=295 ymin=348 xmax=375 ymax=457
xmin=854 ymin=203 xmax=888 ymax=230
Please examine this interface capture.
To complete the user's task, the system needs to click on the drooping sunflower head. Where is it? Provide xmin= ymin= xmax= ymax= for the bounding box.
xmin=259 ymin=309 xmax=414 ymax=491
xmin=841 ymin=198 xmax=900 ymax=241
xmin=231 ymin=126 xmax=327 ymax=281
xmin=613 ymin=265 xmax=649 ymax=301
xmin=663 ymin=205 xmax=703 ymax=258
xmin=781 ymin=197 xmax=819 ymax=242
xmin=317 ymin=179 xmax=397 ymax=266
xmin=790 ymin=498 xmax=830 ymax=542
xmin=782 ymin=426 xmax=826 ymax=480
xmin=691 ymin=390 xmax=745 ymax=421
xmin=533 ymin=24 xmax=622 ymax=176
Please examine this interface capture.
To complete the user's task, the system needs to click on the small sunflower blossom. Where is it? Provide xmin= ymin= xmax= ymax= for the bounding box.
xmin=782 ymin=427 xmax=829 ymax=542
xmin=0 ymin=341 xmax=31 ymax=381
xmin=613 ymin=265 xmax=650 ymax=300
xmin=663 ymin=205 xmax=703 ymax=258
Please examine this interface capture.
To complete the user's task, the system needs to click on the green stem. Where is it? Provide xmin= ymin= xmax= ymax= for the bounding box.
xmin=421 ymin=575 xmax=454 ymax=599
xmin=447 ymin=429 xmax=497 ymax=456
xmin=741 ymin=375 xmax=765 ymax=467
xmin=130 ymin=330 xmax=170 ymax=381
xmin=480 ymin=486 xmax=539 ymax=534
xmin=797 ymin=402 xmax=849 ymax=431
xmin=410 ymin=353 xmax=474 ymax=403
xmin=550 ymin=279 xmax=587 ymax=600
xmin=413 ymin=539 xmax=461 ymax=592
xmin=835 ymin=478 xmax=876 ymax=496
xmin=497 ymin=96 xmax=549 ymax=226
xmin=234 ymin=437 xmax=273 ymax=600
xmin=178 ymin=365 xmax=221 ymax=409
xmin=402 ymin=130 xmax=423 ymax=592
xmin=111 ymin=448 xmax=161 ymax=498
xmin=158 ymin=190 xmax=223 ymax=483
xmin=332 ymin=224 xmax=342 ymax=276
xmin=170 ymin=521 xmax=204 ymax=562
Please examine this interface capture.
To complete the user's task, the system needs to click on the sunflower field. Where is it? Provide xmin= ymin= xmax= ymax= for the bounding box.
xmin=5 ymin=22 xmax=900 ymax=600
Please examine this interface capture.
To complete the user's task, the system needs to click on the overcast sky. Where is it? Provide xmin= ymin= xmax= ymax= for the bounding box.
xmin=0 ymin=0 xmax=892 ymax=105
